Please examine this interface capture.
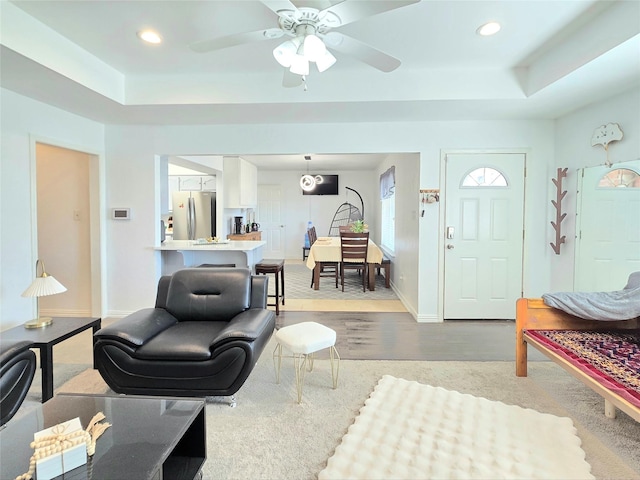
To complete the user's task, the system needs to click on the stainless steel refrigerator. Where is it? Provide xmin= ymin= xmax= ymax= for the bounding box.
xmin=172 ymin=191 xmax=216 ymax=240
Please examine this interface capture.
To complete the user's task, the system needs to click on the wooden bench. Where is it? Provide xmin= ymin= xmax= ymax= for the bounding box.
xmin=376 ymin=256 xmax=391 ymax=288
xmin=366 ymin=256 xmax=391 ymax=291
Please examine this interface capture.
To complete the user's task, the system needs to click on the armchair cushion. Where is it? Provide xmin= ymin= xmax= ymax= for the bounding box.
xmin=166 ymin=268 xmax=251 ymax=322
xmin=136 ymin=321 xmax=227 ymax=361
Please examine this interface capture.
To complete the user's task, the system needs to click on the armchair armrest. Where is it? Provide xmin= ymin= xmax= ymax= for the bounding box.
xmin=211 ymin=309 xmax=275 ymax=346
xmin=250 ymin=275 xmax=268 ymax=309
xmin=0 ymin=340 xmax=34 ymax=366
xmin=155 ymin=276 xmax=172 ymax=309
xmin=94 ymin=308 xmax=177 ymax=348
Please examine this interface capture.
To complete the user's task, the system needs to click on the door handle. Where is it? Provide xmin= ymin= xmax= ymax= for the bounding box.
xmin=187 ymin=197 xmax=195 ymax=240
xmin=446 ymin=244 xmax=454 ymax=249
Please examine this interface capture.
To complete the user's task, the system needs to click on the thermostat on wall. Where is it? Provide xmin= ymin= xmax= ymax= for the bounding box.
xmin=112 ymin=208 xmax=131 ymax=220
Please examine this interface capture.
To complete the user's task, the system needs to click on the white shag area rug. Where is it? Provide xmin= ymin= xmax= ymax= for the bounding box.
xmin=319 ymin=375 xmax=594 ymax=480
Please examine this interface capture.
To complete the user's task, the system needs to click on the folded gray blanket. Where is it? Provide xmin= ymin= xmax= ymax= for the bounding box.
xmin=543 ymin=272 xmax=640 ymax=321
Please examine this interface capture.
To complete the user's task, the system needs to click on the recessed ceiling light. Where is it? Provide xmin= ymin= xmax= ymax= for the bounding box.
xmin=137 ymin=30 xmax=162 ymax=44
xmin=477 ymin=22 xmax=501 ymax=36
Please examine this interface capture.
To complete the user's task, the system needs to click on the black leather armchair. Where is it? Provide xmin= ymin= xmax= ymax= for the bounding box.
xmin=94 ymin=268 xmax=275 ymax=403
xmin=1 ymin=339 xmax=36 ymax=426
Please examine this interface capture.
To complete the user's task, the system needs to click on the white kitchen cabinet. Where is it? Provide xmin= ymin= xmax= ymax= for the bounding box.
xmin=168 ymin=175 xmax=216 ymax=211
xmin=201 ymin=176 xmax=217 ymax=191
xmin=224 ymin=157 xmax=257 ymax=208
xmin=173 ymin=175 xmax=216 ymax=192
xmin=179 ymin=176 xmax=202 ymax=191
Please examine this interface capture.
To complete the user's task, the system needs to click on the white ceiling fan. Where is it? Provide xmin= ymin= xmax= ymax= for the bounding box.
xmin=190 ymin=0 xmax=420 ymax=87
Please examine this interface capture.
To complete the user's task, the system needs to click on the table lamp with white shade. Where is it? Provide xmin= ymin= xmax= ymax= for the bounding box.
xmin=21 ymin=259 xmax=67 ymax=329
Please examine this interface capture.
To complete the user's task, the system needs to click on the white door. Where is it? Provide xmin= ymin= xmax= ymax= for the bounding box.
xmin=575 ymin=161 xmax=640 ymax=291
xmin=257 ymin=185 xmax=285 ymax=259
xmin=444 ymin=153 xmax=525 ymax=319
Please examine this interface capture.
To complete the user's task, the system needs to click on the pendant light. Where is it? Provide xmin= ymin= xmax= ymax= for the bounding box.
xmin=300 ymin=155 xmax=315 ymax=191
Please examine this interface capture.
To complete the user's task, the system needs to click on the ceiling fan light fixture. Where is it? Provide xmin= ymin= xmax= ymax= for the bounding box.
xmin=303 ymin=34 xmax=326 ymax=62
xmin=273 ymin=38 xmax=300 ymax=67
xmin=315 ymin=50 xmax=336 ymax=72
xmin=290 ymin=54 xmax=309 ymax=75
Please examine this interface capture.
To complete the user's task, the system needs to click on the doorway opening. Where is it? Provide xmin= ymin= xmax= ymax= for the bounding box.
xmin=33 ymin=142 xmax=102 ymax=317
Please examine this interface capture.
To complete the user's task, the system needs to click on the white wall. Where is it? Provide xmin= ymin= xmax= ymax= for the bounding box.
xmin=0 ymin=89 xmax=104 ymax=329
xmin=103 ymin=120 xmax=556 ymax=320
xmin=256 ymin=169 xmax=377 ymax=251
xmin=551 ymin=88 xmax=640 ymax=291
xmin=3 ymin=86 xmax=637 ymax=328
xmin=375 ymin=153 xmax=420 ymax=316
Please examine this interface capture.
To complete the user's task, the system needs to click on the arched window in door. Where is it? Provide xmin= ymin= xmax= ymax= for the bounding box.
xmin=597 ymin=168 xmax=640 ymax=188
xmin=461 ymin=167 xmax=508 ymax=187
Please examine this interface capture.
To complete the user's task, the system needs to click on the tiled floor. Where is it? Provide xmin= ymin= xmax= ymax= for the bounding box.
xmin=271 ymin=259 xmax=407 ymax=312
xmin=271 ymin=260 xmax=401 ymax=304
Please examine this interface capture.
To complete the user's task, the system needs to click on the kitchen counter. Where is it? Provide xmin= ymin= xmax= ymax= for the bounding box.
xmin=154 ymin=240 xmax=265 ymax=274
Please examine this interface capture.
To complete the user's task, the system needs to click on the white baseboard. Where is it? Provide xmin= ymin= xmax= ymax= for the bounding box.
xmin=105 ymin=310 xmax=134 ymax=319
xmin=391 ymin=285 xmax=418 ymax=320
xmin=39 ymin=308 xmax=92 ymax=317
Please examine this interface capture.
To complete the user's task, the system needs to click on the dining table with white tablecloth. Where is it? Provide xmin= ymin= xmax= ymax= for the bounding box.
xmin=306 ymin=236 xmax=384 ymax=290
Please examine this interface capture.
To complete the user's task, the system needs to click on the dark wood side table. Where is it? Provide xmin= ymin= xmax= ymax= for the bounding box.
xmin=1 ymin=317 xmax=101 ymax=402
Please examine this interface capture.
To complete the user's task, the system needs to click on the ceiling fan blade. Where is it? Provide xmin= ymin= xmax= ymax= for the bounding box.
xmin=190 ymin=28 xmax=284 ymax=53
xmin=283 ymin=69 xmax=304 ymax=88
xmin=321 ymin=0 xmax=420 ymax=27
xmin=323 ymin=32 xmax=401 ymax=72
xmin=261 ymin=0 xmax=299 ymax=16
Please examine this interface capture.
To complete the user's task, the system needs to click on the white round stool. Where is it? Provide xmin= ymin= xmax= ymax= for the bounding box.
xmin=273 ymin=322 xmax=340 ymax=403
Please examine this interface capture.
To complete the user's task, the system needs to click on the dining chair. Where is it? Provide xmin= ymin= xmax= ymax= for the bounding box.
xmin=308 ymin=226 xmax=339 ymax=288
xmin=339 ymin=231 xmax=369 ymax=292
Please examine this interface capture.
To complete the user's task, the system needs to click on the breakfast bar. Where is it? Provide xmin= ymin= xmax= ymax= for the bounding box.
xmin=154 ymin=239 xmax=265 ymax=274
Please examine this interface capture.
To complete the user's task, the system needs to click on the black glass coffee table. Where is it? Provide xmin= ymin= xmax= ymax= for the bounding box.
xmin=1 ymin=317 xmax=101 ymax=402
xmin=0 ymin=394 xmax=206 ymax=480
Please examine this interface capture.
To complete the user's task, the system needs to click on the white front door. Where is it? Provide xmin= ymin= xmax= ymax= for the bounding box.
xmin=257 ymin=185 xmax=285 ymax=259
xmin=575 ymin=161 xmax=640 ymax=291
xmin=444 ymin=153 xmax=525 ymax=319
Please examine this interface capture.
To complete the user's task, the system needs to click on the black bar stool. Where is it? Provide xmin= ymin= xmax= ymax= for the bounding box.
xmin=255 ymin=259 xmax=285 ymax=315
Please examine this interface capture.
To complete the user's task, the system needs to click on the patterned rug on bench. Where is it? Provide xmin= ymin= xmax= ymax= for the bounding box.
xmin=319 ymin=375 xmax=593 ymax=480
xmin=526 ymin=330 xmax=640 ymax=408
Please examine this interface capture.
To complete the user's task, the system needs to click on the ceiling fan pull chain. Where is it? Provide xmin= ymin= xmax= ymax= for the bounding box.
xmin=302 ymin=75 xmax=308 ymax=91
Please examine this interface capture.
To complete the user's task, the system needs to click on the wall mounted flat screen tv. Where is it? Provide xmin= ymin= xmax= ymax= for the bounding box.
xmin=302 ymin=174 xmax=339 ymax=195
